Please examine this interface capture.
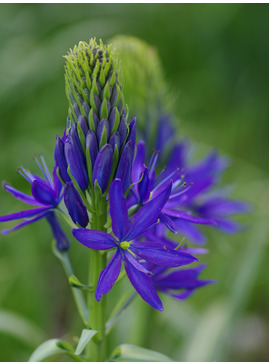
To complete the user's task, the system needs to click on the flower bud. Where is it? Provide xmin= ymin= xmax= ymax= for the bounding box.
xmin=92 ymin=144 xmax=113 ymax=193
xmin=64 ymin=135 xmax=88 ymax=191
xmin=64 ymin=182 xmax=89 ymax=228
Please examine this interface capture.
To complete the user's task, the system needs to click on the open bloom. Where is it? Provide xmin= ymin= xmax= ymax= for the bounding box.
xmin=133 ymin=133 xmax=250 ymax=244
xmin=128 ymin=141 xmax=217 ymax=237
xmin=73 ymin=179 xmax=198 ymax=310
xmin=0 ymin=156 xmax=69 ymax=251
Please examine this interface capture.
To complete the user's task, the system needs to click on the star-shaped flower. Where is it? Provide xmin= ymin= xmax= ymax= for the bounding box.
xmin=0 ymin=156 xmax=69 ymax=251
xmin=73 ymin=179 xmax=198 ymax=310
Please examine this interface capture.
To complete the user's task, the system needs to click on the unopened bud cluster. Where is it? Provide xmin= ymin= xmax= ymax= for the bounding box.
xmin=54 ymin=39 xmax=136 ymax=222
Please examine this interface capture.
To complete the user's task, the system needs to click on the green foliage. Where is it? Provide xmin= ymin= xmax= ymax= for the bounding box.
xmin=109 ymin=343 xmax=173 ymax=362
xmin=29 ymin=338 xmax=83 ymax=362
xmin=75 ymin=329 xmax=97 ymax=355
xmin=0 ymin=310 xmax=44 ymax=347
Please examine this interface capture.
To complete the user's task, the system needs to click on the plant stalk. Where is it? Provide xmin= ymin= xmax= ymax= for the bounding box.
xmin=86 ymin=196 xmax=107 ymax=361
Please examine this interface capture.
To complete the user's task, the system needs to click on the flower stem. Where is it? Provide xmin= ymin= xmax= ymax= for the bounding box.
xmin=86 ymin=195 xmax=107 ymax=361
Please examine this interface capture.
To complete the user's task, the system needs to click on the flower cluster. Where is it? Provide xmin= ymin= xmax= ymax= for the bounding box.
xmin=0 ymin=38 xmax=249 ymax=312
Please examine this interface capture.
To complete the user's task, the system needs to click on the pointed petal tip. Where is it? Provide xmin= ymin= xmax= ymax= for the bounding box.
xmin=156 ymin=302 xmax=164 ymax=311
xmin=2 ymin=181 xmax=8 ymax=189
xmin=95 ymin=292 xmax=101 ymax=302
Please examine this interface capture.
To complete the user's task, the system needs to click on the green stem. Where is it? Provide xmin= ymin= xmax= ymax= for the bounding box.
xmin=86 ymin=196 xmax=107 ymax=361
xmin=55 ymin=249 xmax=89 ymax=326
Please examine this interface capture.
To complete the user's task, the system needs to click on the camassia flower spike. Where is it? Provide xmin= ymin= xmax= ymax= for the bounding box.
xmin=54 ymin=39 xmax=136 ymax=197
xmin=0 ymin=156 xmax=69 ymax=251
xmin=72 ymin=179 xmax=198 ymax=310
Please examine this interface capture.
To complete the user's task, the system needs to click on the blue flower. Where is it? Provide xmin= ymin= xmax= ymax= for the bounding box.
xmin=131 ymin=139 xmax=250 ymax=245
xmin=0 ymin=156 xmax=69 ymax=251
xmin=129 ymin=141 xmax=217 ymax=236
xmin=72 ymin=179 xmax=198 ymax=310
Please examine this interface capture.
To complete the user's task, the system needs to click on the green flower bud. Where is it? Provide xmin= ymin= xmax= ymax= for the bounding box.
xmin=64 ymin=38 xmax=125 ymax=128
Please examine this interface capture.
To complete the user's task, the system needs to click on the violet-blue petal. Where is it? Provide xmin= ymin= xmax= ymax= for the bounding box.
xmin=118 ymin=115 xmax=128 ymax=145
xmin=143 ymin=231 xmax=178 ymax=249
xmin=31 ymin=180 xmax=57 ymax=206
xmin=109 ymin=179 xmax=129 ymax=240
xmin=174 ymin=219 xmax=207 ymax=245
xmin=182 ymin=177 xmax=215 ymax=204
xmin=109 ymin=132 xmax=121 ymax=151
xmin=46 ymin=212 xmax=70 ymax=251
xmin=1 ymin=211 xmax=49 ymax=235
xmin=92 ymin=144 xmax=113 ymax=193
xmin=95 ymin=249 xmax=122 ymax=301
xmin=124 ymin=182 xmax=172 ymax=241
xmin=164 ymin=142 xmax=188 ymax=177
xmin=131 ymin=242 xmax=198 ymax=267
xmin=214 ymin=218 xmax=242 ymax=234
xmin=64 ymin=182 xmax=89 ymax=228
xmin=64 ymin=135 xmax=89 ymax=191
xmin=70 ymin=124 xmax=84 ymax=154
xmin=163 ymin=209 xmax=216 ymax=225
xmin=54 ymin=135 xmax=71 ymax=183
xmin=78 ymin=115 xmax=89 ymax=136
xmin=124 ymin=250 xmax=150 ymax=274
xmin=115 ymin=141 xmax=135 ymax=193
xmin=187 ymin=151 xmax=228 ymax=182
xmin=52 ymin=166 xmax=62 ymax=200
xmin=2 ymin=183 xmax=38 ymax=206
xmin=159 ymin=213 xmax=178 ymax=233
xmin=72 ymin=228 xmax=116 ymax=250
xmin=179 ymin=247 xmax=209 ymax=255
xmin=172 ymin=290 xmax=196 ymax=300
xmin=97 ymin=119 xmax=110 ymax=145
xmin=0 ymin=206 xmax=49 ymax=222
xmin=155 ymin=264 xmax=208 ymax=289
xmin=86 ymin=130 xmax=98 ymax=166
xmin=138 ymin=167 xmax=151 ymax=204
xmin=155 ymin=114 xmax=175 ymax=154
xmin=126 ymin=118 xmax=136 ymax=147
xmin=132 ymin=141 xmax=145 ymax=184
xmin=124 ymin=256 xmax=163 ymax=311
xmin=197 ymin=198 xmax=252 ymax=217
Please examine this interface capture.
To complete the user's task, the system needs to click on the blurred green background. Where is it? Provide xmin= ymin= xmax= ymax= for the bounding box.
xmin=0 ymin=3 xmax=269 ymax=361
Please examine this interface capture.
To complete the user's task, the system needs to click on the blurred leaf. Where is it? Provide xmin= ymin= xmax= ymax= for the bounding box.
xmin=0 ymin=309 xmax=44 ymax=347
xmin=29 ymin=338 xmax=83 ymax=362
xmin=75 ymin=329 xmax=97 ymax=355
xmin=109 ymin=343 xmax=173 ymax=362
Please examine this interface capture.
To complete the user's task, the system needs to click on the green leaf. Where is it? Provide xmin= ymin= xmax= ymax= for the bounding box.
xmin=29 ymin=338 xmax=83 ymax=362
xmin=75 ymin=329 xmax=98 ymax=355
xmin=69 ymin=275 xmax=93 ymax=292
xmin=109 ymin=344 xmax=173 ymax=362
xmin=0 ymin=309 xmax=44 ymax=347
